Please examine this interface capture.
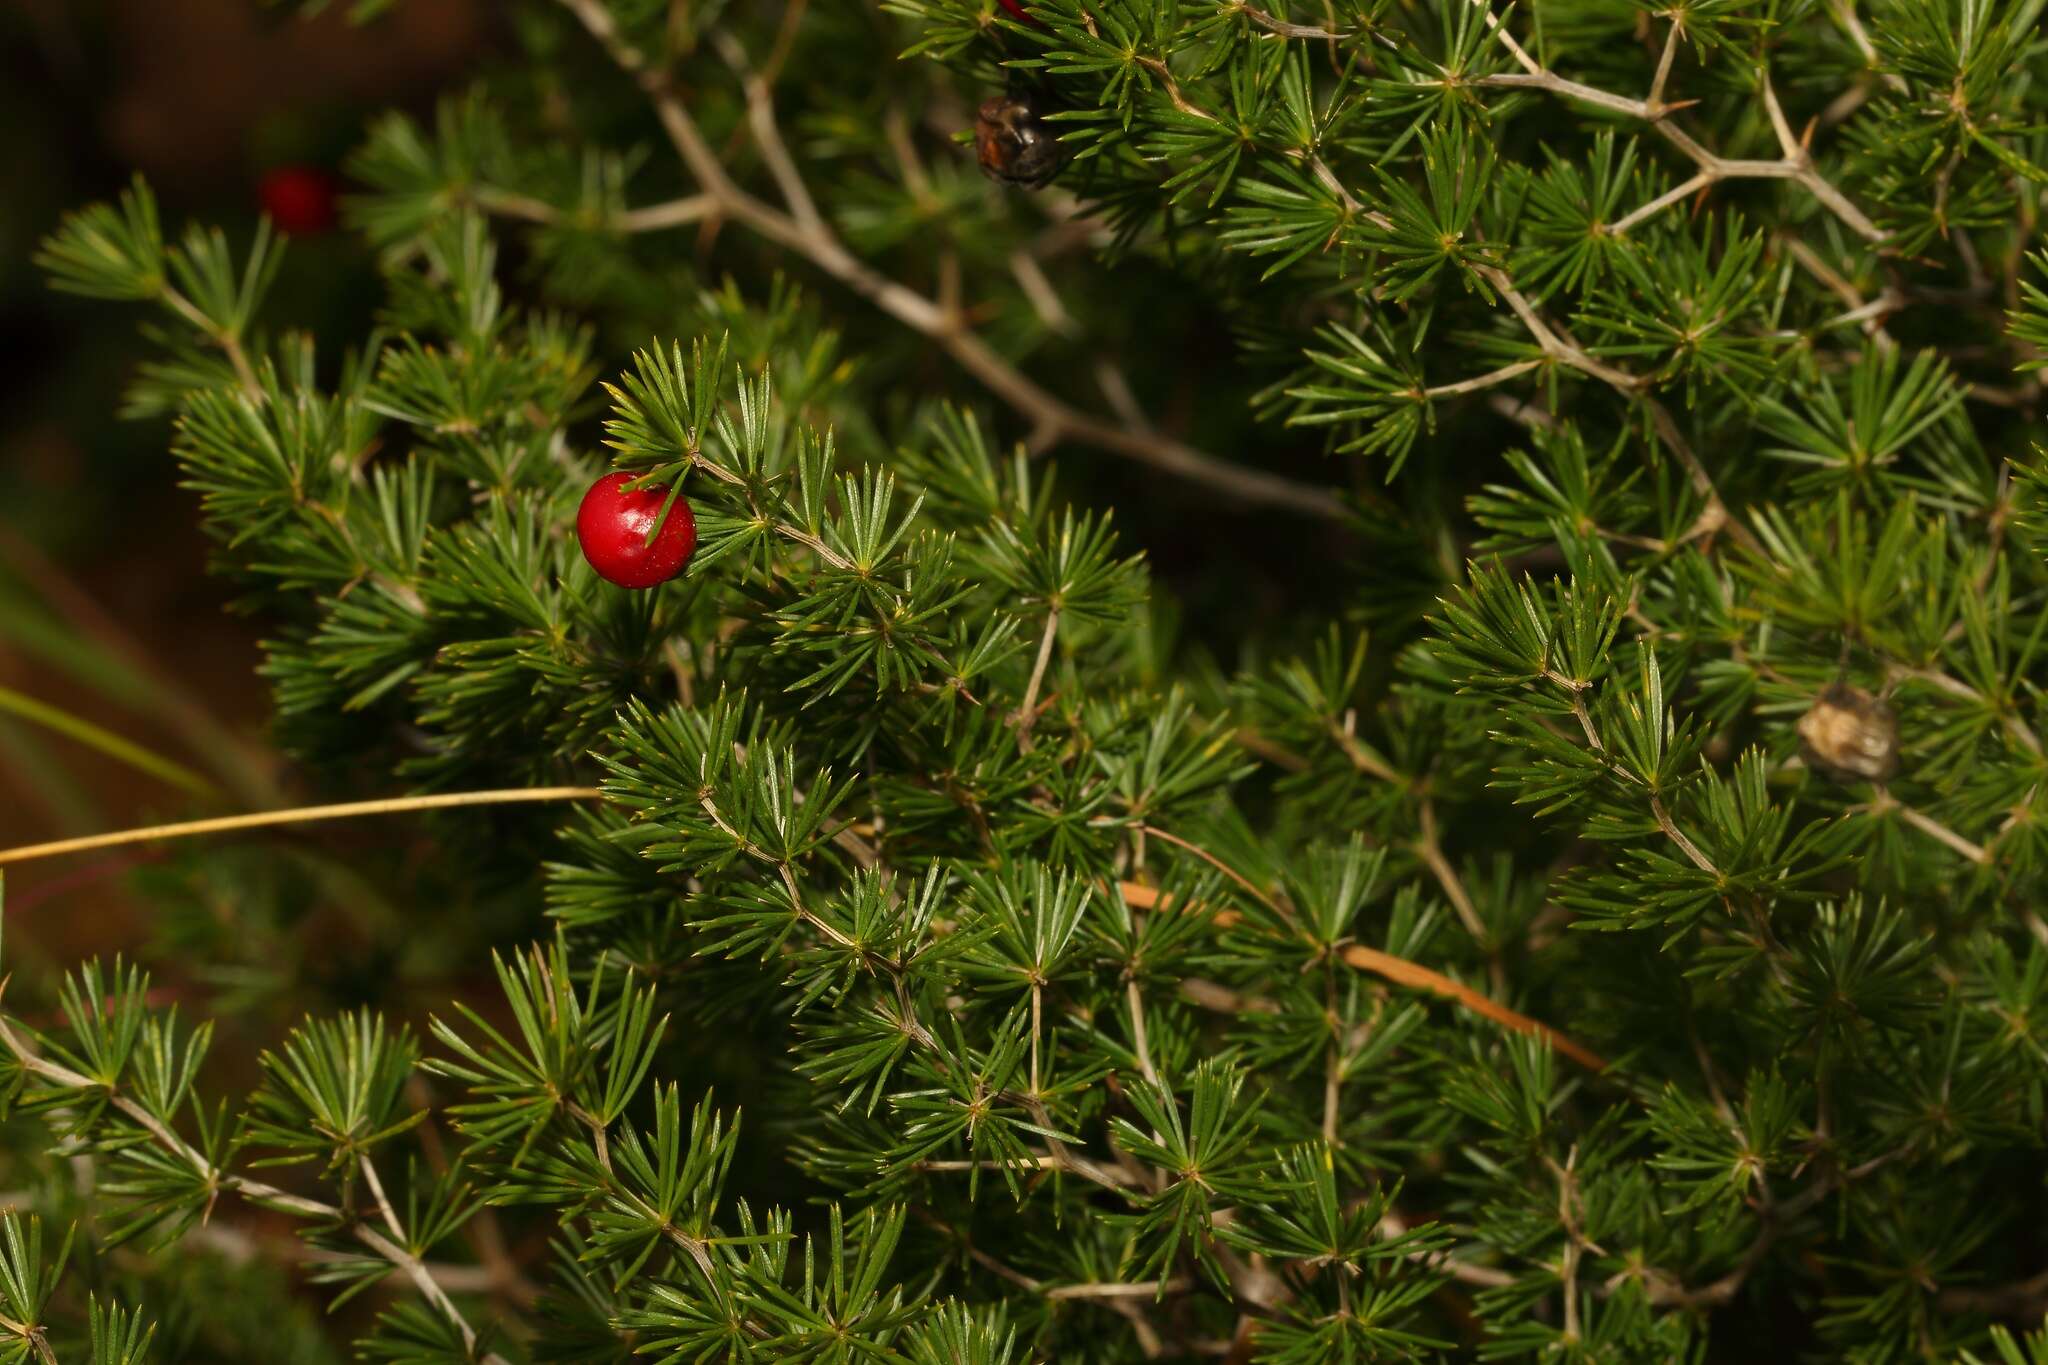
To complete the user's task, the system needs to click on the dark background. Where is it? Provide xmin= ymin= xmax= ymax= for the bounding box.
xmin=0 ymin=0 xmax=494 ymax=951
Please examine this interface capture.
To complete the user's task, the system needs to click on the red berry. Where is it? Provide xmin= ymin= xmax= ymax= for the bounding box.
xmin=259 ymin=165 xmax=338 ymax=236
xmin=997 ymin=0 xmax=1041 ymax=24
xmin=576 ymin=472 xmax=698 ymax=589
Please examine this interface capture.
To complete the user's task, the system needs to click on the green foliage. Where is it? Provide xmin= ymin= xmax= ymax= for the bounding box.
xmin=14 ymin=0 xmax=2048 ymax=1357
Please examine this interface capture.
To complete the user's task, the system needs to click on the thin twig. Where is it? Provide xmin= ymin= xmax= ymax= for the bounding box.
xmin=1341 ymin=943 xmax=1610 ymax=1071
xmin=1381 ymin=1211 xmax=1520 ymax=1288
xmin=405 ymin=1075 xmax=539 ymax=1309
xmin=1650 ymin=793 xmax=1719 ymax=874
xmin=1646 ymin=21 xmax=1682 ymax=112
xmin=1556 ymin=1150 xmax=1584 ymax=1339
xmin=1422 ymin=359 xmax=1545 ymax=399
xmin=1118 ymin=843 xmax=1608 ymax=1071
xmin=712 ymin=31 xmax=825 ymax=232
xmin=1869 ymin=791 xmax=1992 ymax=865
xmin=1127 ymin=978 xmax=1162 ymax=1087
xmin=1234 ymin=0 xmax=1350 ymax=40
xmin=1940 ymin=1266 xmax=2048 ymax=1317
xmin=618 ymin=194 xmax=721 ymax=232
xmin=1134 ymin=825 xmax=1301 ymax=936
xmin=917 ymin=1155 xmax=1063 ymax=1172
xmin=1016 ymin=606 xmax=1060 ymax=746
xmin=1607 ymin=171 xmax=1714 ymax=236
xmin=1045 ymin=1279 xmax=1191 ymax=1300
xmin=1415 ymin=800 xmax=1487 ymax=943
xmin=359 ymin=1155 xmax=410 ymax=1248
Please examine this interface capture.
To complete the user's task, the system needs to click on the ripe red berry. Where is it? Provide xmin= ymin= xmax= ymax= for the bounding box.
xmin=576 ymin=472 xmax=698 ymax=589
xmin=997 ymin=0 xmax=1041 ymax=24
xmin=259 ymin=165 xmax=339 ymax=236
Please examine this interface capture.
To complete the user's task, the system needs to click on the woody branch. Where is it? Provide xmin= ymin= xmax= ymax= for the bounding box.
xmin=546 ymin=0 xmax=1348 ymax=521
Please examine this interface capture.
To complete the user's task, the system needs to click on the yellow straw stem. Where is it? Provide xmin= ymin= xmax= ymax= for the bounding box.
xmin=0 ymin=787 xmax=606 ymax=867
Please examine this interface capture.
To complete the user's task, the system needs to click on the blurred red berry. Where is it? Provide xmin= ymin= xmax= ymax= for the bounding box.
xmin=997 ymin=0 xmax=1041 ymax=24
xmin=259 ymin=165 xmax=338 ymax=236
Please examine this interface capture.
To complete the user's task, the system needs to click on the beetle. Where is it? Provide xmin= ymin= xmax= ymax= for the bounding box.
xmin=975 ymin=93 xmax=1061 ymax=190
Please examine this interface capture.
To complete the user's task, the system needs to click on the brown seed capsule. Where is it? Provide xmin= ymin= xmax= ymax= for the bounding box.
xmin=975 ymin=93 xmax=1061 ymax=190
xmin=1796 ymin=683 xmax=1899 ymax=785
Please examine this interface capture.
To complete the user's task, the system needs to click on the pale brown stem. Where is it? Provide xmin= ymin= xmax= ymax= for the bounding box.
xmin=1135 ymin=56 xmax=1215 ymax=121
xmin=1095 ymin=361 xmax=1153 ymax=434
xmin=1381 ymin=1211 xmax=1520 ymax=1287
xmin=1810 ymin=280 xmax=1900 ymax=347
xmin=773 ymin=522 xmax=855 ymax=572
xmin=356 ymin=1222 xmax=493 ymax=1360
xmin=1824 ymin=0 xmax=1907 ymax=94
xmin=1231 ymin=727 xmax=1312 ymax=772
xmin=712 ymin=31 xmax=824 ymax=232
xmin=1560 ymin=1229 xmax=1583 ymax=1335
xmin=1017 ymin=606 xmax=1061 ymax=746
xmin=917 ymin=1155 xmax=1063 ymax=1171
xmin=1779 ymin=234 xmax=1864 ymax=310
xmin=1422 ymin=359 xmax=1545 ymax=399
xmin=1870 ymin=790 xmax=1992 ymax=865
xmin=1020 ymin=1096 xmax=1137 ymax=1193
xmin=1940 ymin=1266 xmax=2048 ymax=1317
xmin=1607 ymin=171 xmax=1714 ymax=235
xmin=1327 ymin=717 xmax=1402 ymax=783
xmin=405 ymin=1076 xmax=539 ymax=1309
xmin=777 ymin=860 xmax=859 ymax=951
xmin=1011 ymin=250 xmax=1077 ymax=334
xmin=1646 ymin=21 xmax=1682 ymax=112
xmin=566 ymin=1102 xmax=721 ymax=1280
xmin=1178 ymin=976 xmax=1279 ymax=1013
xmin=1759 ymin=70 xmax=1803 ymax=160
xmin=1127 ymin=978 xmax=1161 ymax=1088
xmin=1640 ymin=1148 xmax=1900 ymax=1309
xmin=1234 ymin=0 xmax=1349 ymax=39
xmin=618 ymin=194 xmax=721 ymax=232
xmin=359 ymin=1154 xmax=409 ymax=1247
xmin=1416 ymin=800 xmax=1487 ymax=942
xmin=1488 ymin=390 xmax=1562 ymax=431
xmin=1569 ymin=694 xmax=1604 ymax=752
xmin=1135 ymin=824 xmax=1303 ymax=937
xmin=1650 ymin=794 xmax=1719 ymax=874
xmin=1045 ymin=1279 xmax=1191 ymax=1301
